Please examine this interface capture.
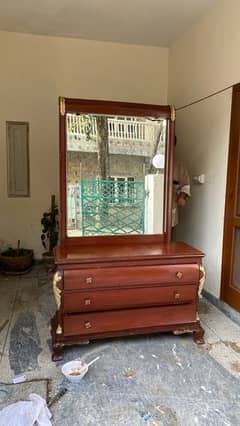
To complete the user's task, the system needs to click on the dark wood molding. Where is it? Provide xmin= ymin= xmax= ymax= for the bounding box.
xmin=59 ymin=96 xmax=174 ymax=246
xmin=59 ymin=100 xmax=67 ymax=246
xmin=166 ymin=119 xmax=174 ymax=241
xmin=62 ymin=97 xmax=171 ymax=118
xmin=220 ymin=83 xmax=240 ymax=310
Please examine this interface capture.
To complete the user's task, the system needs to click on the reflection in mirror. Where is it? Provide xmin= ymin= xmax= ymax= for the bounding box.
xmin=66 ymin=113 xmax=167 ymax=237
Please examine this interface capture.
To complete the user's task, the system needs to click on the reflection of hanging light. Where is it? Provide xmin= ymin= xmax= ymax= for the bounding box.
xmin=152 ymin=154 xmax=165 ymax=170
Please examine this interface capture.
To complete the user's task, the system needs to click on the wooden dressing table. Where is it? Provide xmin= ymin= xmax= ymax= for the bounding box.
xmin=51 ymin=98 xmax=204 ymax=361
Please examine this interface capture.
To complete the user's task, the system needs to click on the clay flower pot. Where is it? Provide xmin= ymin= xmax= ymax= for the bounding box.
xmin=0 ymin=248 xmax=34 ymax=273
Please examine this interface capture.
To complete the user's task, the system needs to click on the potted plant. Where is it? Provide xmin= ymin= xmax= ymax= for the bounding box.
xmin=41 ymin=195 xmax=59 ymax=264
xmin=0 ymin=240 xmax=33 ymax=273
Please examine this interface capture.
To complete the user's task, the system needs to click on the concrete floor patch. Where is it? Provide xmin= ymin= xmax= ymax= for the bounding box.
xmin=9 ymin=312 xmax=42 ymax=374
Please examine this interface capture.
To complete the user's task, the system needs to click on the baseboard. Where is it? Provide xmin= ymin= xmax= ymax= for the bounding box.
xmin=203 ymin=289 xmax=240 ymax=327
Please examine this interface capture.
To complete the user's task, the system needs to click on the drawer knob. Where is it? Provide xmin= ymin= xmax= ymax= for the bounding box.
xmin=84 ymin=299 xmax=91 ymax=305
xmin=85 ymin=277 xmax=93 ymax=284
xmin=174 ymin=292 xmax=181 ymax=299
xmin=176 ymin=271 xmax=183 ymax=279
xmin=84 ymin=321 xmax=92 ymax=329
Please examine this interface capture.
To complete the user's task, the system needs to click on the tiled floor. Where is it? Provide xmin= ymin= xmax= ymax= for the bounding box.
xmin=0 ymin=265 xmax=240 ymax=425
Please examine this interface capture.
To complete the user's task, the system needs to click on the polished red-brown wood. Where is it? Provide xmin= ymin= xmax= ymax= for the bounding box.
xmin=55 ymin=241 xmax=203 ymax=265
xmin=63 ymin=264 xmax=199 ymax=290
xmin=63 ymin=284 xmax=197 ymax=313
xmin=51 ymin=314 xmax=204 ymax=361
xmin=221 ymin=83 xmax=240 ymax=311
xmin=52 ymin=98 xmax=205 ymax=361
xmin=52 ymin=241 xmax=204 ymax=360
xmin=62 ymin=98 xmax=171 ymax=119
xmin=63 ymin=304 xmax=197 ymax=337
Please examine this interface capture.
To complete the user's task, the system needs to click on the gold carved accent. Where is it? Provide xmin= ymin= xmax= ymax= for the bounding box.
xmin=56 ymin=324 xmax=63 ymax=334
xmin=84 ymin=321 xmax=92 ymax=329
xmin=176 ymin=271 xmax=183 ymax=279
xmin=53 ymin=271 xmax=63 ymax=334
xmin=53 ymin=271 xmax=62 ymax=309
xmin=198 ymin=265 xmax=206 ymax=298
xmin=59 ymin=97 xmax=66 ymax=116
xmin=196 ymin=265 xmax=206 ymax=321
xmin=170 ymin=105 xmax=176 ymax=122
xmin=174 ymin=292 xmax=181 ymax=299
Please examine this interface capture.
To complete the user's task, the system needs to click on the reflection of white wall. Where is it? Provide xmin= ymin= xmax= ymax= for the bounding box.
xmin=0 ymin=30 xmax=168 ymax=258
xmin=145 ymin=174 xmax=164 ymax=234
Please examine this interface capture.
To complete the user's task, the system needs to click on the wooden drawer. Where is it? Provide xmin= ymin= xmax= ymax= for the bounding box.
xmin=63 ymin=304 xmax=196 ymax=336
xmin=63 ymin=284 xmax=196 ymax=313
xmin=64 ymin=264 xmax=199 ymax=290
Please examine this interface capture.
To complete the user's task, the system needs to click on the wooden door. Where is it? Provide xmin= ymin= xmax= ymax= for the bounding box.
xmin=221 ymin=84 xmax=240 ymax=311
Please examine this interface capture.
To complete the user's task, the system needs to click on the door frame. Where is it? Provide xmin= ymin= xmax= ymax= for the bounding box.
xmin=221 ymin=83 xmax=240 ymax=311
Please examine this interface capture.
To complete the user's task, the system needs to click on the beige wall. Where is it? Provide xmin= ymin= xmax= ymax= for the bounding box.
xmin=0 ymin=31 xmax=168 ymax=258
xmin=168 ymin=0 xmax=240 ymax=298
xmin=169 ymin=0 xmax=240 ymax=107
xmin=174 ymin=90 xmax=232 ymax=298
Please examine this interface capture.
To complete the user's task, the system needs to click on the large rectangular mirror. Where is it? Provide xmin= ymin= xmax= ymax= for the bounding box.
xmin=59 ymin=99 xmax=174 ymax=244
xmin=66 ymin=112 xmax=167 ymax=237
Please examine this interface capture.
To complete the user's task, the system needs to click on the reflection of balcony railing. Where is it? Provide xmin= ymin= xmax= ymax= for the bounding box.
xmin=67 ymin=114 xmax=161 ymax=143
xmin=67 ymin=180 xmax=145 ymax=236
xmin=80 ymin=179 xmax=145 ymax=236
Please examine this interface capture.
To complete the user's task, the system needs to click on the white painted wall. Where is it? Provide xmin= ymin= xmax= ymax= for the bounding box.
xmin=0 ymin=31 xmax=168 ymax=258
xmin=168 ymin=0 xmax=240 ymax=298
xmin=174 ymin=91 xmax=232 ymax=297
xmin=169 ymin=0 xmax=240 ymax=107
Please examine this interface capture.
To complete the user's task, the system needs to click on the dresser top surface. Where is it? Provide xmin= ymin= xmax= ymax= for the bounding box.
xmin=55 ymin=241 xmax=204 ymax=265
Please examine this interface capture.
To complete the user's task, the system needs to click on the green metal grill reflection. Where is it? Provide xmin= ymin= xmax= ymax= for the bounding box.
xmin=80 ymin=179 xmax=145 ymax=236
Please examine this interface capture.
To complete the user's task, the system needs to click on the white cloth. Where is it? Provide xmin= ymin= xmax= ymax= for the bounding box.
xmin=0 ymin=393 xmax=52 ymax=426
xmin=172 ymin=159 xmax=191 ymax=227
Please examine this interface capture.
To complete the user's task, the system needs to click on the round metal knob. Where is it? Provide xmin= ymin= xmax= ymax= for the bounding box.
xmin=84 ymin=321 xmax=92 ymax=329
xmin=85 ymin=277 xmax=93 ymax=284
xmin=174 ymin=292 xmax=181 ymax=299
xmin=176 ymin=272 xmax=183 ymax=279
xmin=84 ymin=299 xmax=91 ymax=305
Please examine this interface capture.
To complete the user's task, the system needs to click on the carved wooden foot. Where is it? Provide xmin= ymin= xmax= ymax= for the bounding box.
xmin=173 ymin=322 xmax=205 ymax=345
xmin=193 ymin=325 xmax=205 ymax=345
xmin=52 ymin=343 xmax=64 ymax=361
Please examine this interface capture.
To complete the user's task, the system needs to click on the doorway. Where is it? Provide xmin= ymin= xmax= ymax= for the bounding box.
xmin=221 ymin=83 xmax=240 ymax=311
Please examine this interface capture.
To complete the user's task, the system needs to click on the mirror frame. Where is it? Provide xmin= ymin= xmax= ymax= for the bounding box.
xmin=59 ymin=97 xmax=175 ymax=247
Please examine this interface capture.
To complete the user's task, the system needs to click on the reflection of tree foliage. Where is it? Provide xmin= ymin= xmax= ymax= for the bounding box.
xmin=70 ymin=114 xmax=109 ymax=178
xmin=70 ymin=114 xmax=94 ymax=140
xmin=82 ymin=115 xmax=94 ymax=140
xmin=96 ymin=116 xmax=109 ymax=180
